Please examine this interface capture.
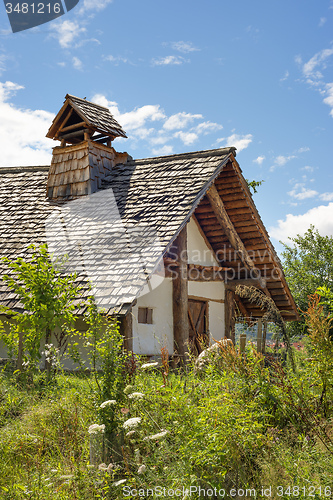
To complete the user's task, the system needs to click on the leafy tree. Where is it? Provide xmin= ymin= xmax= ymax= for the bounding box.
xmin=0 ymin=244 xmax=83 ymax=380
xmin=281 ymin=226 xmax=333 ymax=337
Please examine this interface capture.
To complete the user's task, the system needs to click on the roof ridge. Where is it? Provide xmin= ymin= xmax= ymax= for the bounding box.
xmin=130 ymin=146 xmax=236 ymax=165
xmin=65 ymin=94 xmax=110 ymax=111
xmin=0 ymin=165 xmax=50 ymax=174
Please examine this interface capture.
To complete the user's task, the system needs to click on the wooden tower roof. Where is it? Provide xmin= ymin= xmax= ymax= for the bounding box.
xmin=46 ymin=94 xmax=127 ymax=145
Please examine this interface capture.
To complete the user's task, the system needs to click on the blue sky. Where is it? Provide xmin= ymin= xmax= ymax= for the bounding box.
xmin=0 ymin=0 xmax=333 ymax=253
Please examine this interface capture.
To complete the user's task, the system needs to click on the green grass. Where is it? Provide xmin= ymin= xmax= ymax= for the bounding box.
xmin=1 ymin=345 xmax=333 ymax=500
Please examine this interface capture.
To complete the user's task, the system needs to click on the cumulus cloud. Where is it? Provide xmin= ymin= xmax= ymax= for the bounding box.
xmin=253 ymin=155 xmax=265 ymax=165
xmin=163 ymin=112 xmax=203 ymax=131
xmin=152 ymin=55 xmax=189 ymax=66
xmin=151 ymin=145 xmax=174 ymax=156
xmin=270 ymin=154 xmax=296 ymax=171
xmin=174 ymin=131 xmax=198 ymax=145
xmin=217 ymin=133 xmax=253 ymax=152
xmin=288 ymin=183 xmax=318 ymax=200
xmin=0 ymin=81 xmax=53 ymax=167
xmin=50 ymin=20 xmax=86 ymax=49
xmin=270 ymin=203 xmax=333 ymax=242
xmin=320 ymin=192 xmax=333 ymax=201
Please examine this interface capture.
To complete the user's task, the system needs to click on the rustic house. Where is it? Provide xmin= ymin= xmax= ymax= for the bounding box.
xmin=0 ymin=95 xmax=298 ymax=362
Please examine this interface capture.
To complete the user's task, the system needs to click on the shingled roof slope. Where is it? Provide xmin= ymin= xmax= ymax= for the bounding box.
xmin=0 ymin=147 xmax=235 ymax=315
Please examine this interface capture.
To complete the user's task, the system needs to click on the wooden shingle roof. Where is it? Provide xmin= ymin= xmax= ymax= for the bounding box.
xmin=46 ymin=94 xmax=127 ymax=144
xmin=0 ymin=147 xmax=298 ymax=319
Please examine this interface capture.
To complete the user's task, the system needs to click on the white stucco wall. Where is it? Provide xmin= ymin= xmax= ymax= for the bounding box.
xmin=187 ymin=218 xmax=219 ymax=266
xmin=132 ymin=277 xmax=173 ymax=356
xmin=132 ymin=218 xmax=225 ymax=355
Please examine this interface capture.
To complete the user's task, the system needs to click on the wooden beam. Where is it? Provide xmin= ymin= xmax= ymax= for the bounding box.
xmin=206 ymin=184 xmax=262 ymax=283
xmin=54 ymin=108 xmax=73 ymax=138
xmin=230 ymin=155 xmax=299 ymax=320
xmin=234 ymin=294 xmax=250 ymax=319
xmin=225 ymin=288 xmax=235 ymax=343
xmin=60 ymin=121 xmax=86 ymax=133
xmin=59 ymin=128 xmax=89 ymax=141
xmin=120 ymin=310 xmax=133 ymax=351
xmin=172 ymin=226 xmax=189 ymax=363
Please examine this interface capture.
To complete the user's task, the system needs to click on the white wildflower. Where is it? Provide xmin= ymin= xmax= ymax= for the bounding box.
xmin=100 ymin=400 xmax=117 ymax=409
xmin=140 ymin=362 xmax=159 ymax=370
xmin=107 ymin=463 xmax=114 ymax=472
xmin=113 ymin=479 xmax=127 ymax=487
xmin=123 ymin=417 xmax=141 ymax=430
xmin=98 ymin=463 xmax=107 ymax=471
xmin=144 ymin=430 xmax=169 ymax=441
xmin=126 ymin=430 xmax=136 ymax=437
xmin=128 ymin=392 xmax=144 ymax=400
xmin=88 ymin=423 xmax=105 ymax=434
xmin=138 ymin=464 xmax=146 ymax=474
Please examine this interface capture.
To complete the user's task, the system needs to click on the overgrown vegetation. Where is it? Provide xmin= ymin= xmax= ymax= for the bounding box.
xmin=1 ymin=245 xmax=333 ymax=498
xmin=1 ymin=294 xmax=333 ymax=499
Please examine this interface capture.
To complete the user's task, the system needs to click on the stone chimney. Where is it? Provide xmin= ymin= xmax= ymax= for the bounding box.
xmin=46 ymin=94 xmax=128 ymax=201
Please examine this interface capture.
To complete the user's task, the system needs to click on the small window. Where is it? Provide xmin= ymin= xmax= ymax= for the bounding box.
xmin=138 ymin=307 xmax=153 ymax=324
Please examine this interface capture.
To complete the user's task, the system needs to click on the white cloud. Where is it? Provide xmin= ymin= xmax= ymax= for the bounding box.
xmin=253 ymin=155 xmax=265 ymax=165
xmin=151 ymin=145 xmax=174 ymax=156
xmin=302 ymin=47 xmax=333 ymax=79
xmin=152 ymin=55 xmax=189 ymax=66
xmin=217 ymin=133 xmax=253 ymax=152
xmin=50 ymin=20 xmax=86 ymax=49
xmin=0 ymin=81 xmax=53 ymax=167
xmin=103 ymin=55 xmax=130 ymax=65
xmin=288 ymin=183 xmax=318 ymax=200
xmin=275 ymin=154 xmax=296 ymax=166
xmin=297 ymin=146 xmax=310 ymax=153
xmin=280 ymin=70 xmax=289 ymax=82
xmin=320 ymin=192 xmax=333 ymax=201
xmin=319 ymin=17 xmax=327 ymax=27
xmin=301 ymin=165 xmax=314 ymax=172
xmin=163 ymin=112 xmax=203 ymax=131
xmin=78 ymin=0 xmax=113 ymax=14
xmin=72 ymin=56 xmax=83 ymax=71
xmin=166 ymin=41 xmax=200 ymax=53
xmin=270 ymin=203 xmax=333 ymax=242
xmin=174 ymin=131 xmax=198 ymax=145
xmin=298 ymin=46 xmax=333 ymax=117
xmin=270 ymin=154 xmax=296 ymax=171
xmin=193 ymin=121 xmax=223 ymax=134
xmin=92 ymin=94 xmax=166 ymax=131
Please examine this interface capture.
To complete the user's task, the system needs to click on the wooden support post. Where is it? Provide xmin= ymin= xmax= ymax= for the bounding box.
xmin=257 ymin=318 xmax=262 ymax=353
xmin=239 ymin=333 xmax=246 ymax=354
xmin=172 ymin=225 xmax=189 ymax=363
xmin=262 ymin=320 xmax=267 ymax=354
xmin=120 ymin=310 xmax=133 ymax=351
xmin=224 ymin=288 xmax=235 ymax=343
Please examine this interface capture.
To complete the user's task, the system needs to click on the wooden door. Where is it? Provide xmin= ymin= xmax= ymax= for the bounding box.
xmin=188 ymin=299 xmax=209 ymax=355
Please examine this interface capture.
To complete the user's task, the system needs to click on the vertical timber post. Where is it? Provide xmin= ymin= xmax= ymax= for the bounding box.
xmin=120 ymin=310 xmax=133 ymax=352
xmin=257 ymin=318 xmax=263 ymax=353
xmin=172 ymin=225 xmax=189 ymax=364
xmin=225 ymin=288 xmax=236 ymax=343
xmin=262 ymin=320 xmax=267 ymax=354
